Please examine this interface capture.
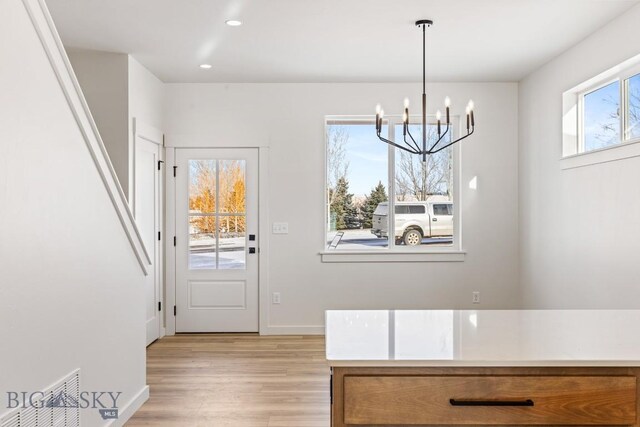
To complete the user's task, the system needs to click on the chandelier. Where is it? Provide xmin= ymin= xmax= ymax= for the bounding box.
xmin=375 ymin=19 xmax=475 ymax=162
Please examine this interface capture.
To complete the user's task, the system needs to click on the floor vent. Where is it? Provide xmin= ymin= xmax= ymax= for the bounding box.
xmin=0 ymin=370 xmax=80 ymax=427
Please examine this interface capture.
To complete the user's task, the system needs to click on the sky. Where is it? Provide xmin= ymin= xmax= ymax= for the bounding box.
xmin=337 ymin=124 xmax=388 ymax=197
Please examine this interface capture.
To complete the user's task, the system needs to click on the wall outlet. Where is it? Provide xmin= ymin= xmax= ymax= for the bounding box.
xmin=272 ymin=222 xmax=289 ymax=234
xmin=272 ymin=292 xmax=281 ymax=304
xmin=472 ymin=291 xmax=480 ymax=304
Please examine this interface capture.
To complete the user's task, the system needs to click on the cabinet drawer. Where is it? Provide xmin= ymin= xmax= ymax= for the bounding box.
xmin=343 ymin=375 xmax=636 ymax=425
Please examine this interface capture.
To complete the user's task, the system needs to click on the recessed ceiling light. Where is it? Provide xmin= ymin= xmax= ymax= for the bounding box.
xmin=225 ymin=20 xmax=242 ymax=27
xmin=199 ymin=64 xmax=212 ymax=69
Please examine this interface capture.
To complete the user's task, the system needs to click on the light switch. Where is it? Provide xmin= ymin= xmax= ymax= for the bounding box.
xmin=272 ymin=222 xmax=289 ymax=234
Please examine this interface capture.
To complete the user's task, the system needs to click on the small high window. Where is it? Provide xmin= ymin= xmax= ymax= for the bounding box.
xmin=564 ymin=58 xmax=640 ymax=159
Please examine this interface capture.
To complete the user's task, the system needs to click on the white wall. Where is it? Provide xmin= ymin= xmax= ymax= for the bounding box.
xmin=67 ymin=52 xmax=164 ymax=202
xmin=519 ymin=4 xmax=640 ymax=308
xmin=165 ymin=82 xmax=520 ymax=332
xmin=128 ymin=56 xmax=164 ymax=132
xmin=68 ymin=50 xmax=130 ymax=195
xmin=0 ymin=1 xmax=146 ymax=425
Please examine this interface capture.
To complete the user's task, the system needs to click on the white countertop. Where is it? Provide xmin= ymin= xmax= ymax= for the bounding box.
xmin=325 ymin=310 xmax=640 ymax=367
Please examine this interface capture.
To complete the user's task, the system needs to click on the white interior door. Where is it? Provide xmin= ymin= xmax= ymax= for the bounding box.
xmin=175 ymin=148 xmax=258 ymax=332
xmin=135 ymin=136 xmax=162 ymax=345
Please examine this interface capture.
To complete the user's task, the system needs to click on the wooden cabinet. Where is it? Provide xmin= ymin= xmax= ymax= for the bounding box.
xmin=331 ymin=367 xmax=640 ymax=426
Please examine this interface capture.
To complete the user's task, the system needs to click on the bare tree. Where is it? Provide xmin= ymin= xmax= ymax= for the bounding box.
xmin=595 ymin=92 xmax=621 ymax=145
xmin=595 ymin=83 xmax=640 ymax=143
xmin=326 ymin=125 xmax=352 ymax=232
xmin=326 ymin=126 xmax=350 ymax=196
xmin=395 ymin=126 xmax=452 ymax=201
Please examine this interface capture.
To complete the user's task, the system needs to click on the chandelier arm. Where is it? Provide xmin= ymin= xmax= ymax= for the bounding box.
xmin=404 ymin=129 xmax=422 ymax=152
xmin=427 ymin=127 xmax=475 ymax=155
xmin=377 ymin=133 xmax=419 ymax=154
xmin=427 ymin=124 xmax=451 ymax=152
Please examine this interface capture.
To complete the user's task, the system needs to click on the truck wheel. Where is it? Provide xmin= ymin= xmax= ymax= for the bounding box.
xmin=403 ymin=229 xmax=422 ymax=246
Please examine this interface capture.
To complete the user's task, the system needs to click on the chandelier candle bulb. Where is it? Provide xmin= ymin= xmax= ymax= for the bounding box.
xmin=469 ymin=100 xmax=475 ymax=127
xmin=445 ymin=97 xmax=451 ymax=124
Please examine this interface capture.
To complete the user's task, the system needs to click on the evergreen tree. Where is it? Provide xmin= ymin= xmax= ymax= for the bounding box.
xmin=330 ymin=177 xmax=357 ymax=230
xmin=362 ymin=181 xmax=388 ymax=229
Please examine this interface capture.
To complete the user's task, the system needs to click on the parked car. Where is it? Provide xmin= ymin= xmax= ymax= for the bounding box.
xmin=371 ymin=201 xmax=453 ymax=245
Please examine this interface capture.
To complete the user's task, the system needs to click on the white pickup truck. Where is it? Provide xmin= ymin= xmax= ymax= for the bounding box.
xmin=371 ymin=201 xmax=453 ymax=246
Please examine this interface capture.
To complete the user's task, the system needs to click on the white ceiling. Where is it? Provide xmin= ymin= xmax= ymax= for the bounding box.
xmin=47 ymin=0 xmax=639 ymax=83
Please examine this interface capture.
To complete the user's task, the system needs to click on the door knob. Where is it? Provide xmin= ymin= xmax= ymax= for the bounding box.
xmin=249 ymin=247 xmax=256 ymax=254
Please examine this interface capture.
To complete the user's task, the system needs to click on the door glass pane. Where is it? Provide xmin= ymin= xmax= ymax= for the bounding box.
xmin=583 ymin=80 xmax=620 ymax=151
xmin=627 ymin=73 xmax=640 ymax=140
xmin=189 ymin=216 xmax=216 ymax=269
xmin=219 ymin=160 xmax=246 ymax=214
xmin=219 ymin=218 xmax=246 ymax=269
xmin=394 ymin=124 xmax=453 ymax=247
xmin=189 ymin=160 xmax=216 ymax=214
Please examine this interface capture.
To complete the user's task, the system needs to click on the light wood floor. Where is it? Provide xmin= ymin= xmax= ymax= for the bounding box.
xmin=126 ymin=334 xmax=329 ymax=427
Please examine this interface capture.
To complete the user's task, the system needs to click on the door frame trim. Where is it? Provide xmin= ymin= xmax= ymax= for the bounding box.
xmin=133 ymin=118 xmax=165 ymax=342
xmin=164 ymin=146 xmax=268 ymax=335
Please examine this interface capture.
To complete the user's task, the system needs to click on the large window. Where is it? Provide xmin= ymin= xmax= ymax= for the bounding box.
xmin=325 ymin=118 xmax=456 ymax=251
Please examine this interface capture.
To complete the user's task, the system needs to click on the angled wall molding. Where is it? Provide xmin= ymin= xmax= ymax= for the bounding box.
xmin=21 ymin=0 xmax=150 ymax=275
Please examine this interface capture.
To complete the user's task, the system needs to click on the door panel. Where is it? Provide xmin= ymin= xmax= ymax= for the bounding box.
xmin=176 ymin=148 xmax=258 ymax=332
xmin=134 ymin=137 xmax=162 ymax=346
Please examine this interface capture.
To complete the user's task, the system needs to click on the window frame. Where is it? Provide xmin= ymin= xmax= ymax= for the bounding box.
xmin=621 ymin=64 xmax=640 ymax=142
xmin=322 ymin=115 xmax=464 ymax=262
xmin=573 ymin=62 xmax=640 ymax=157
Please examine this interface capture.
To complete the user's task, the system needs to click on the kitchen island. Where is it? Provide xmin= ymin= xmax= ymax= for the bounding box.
xmin=326 ymin=310 xmax=640 ymax=426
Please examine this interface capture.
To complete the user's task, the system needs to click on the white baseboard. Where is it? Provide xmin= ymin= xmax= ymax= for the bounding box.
xmin=260 ymin=325 xmax=325 ymax=335
xmin=162 ymin=325 xmax=324 ymax=336
xmin=107 ymin=385 xmax=149 ymax=427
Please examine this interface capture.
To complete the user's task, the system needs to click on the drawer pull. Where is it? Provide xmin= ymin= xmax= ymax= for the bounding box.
xmin=450 ymin=398 xmax=534 ymax=407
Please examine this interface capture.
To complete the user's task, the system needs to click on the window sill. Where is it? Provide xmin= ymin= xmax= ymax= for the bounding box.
xmin=561 ymin=139 xmax=640 ymax=170
xmin=319 ymin=250 xmax=466 ymax=263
